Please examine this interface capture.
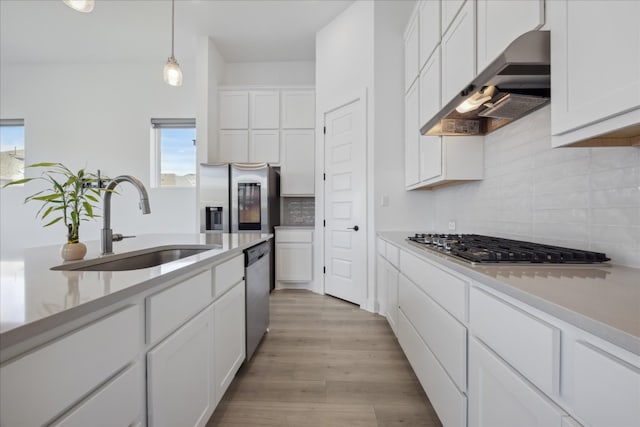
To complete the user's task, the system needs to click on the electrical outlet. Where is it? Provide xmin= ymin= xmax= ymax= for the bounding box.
xmin=448 ymin=221 xmax=456 ymax=231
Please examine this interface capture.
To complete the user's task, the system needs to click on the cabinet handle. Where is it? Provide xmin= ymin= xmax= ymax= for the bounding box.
xmin=347 ymin=225 xmax=359 ymax=232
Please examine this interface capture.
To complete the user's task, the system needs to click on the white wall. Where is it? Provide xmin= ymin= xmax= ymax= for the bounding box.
xmin=0 ymin=62 xmax=197 ymax=258
xmin=431 ymin=106 xmax=640 ymax=267
xmin=373 ymin=1 xmax=434 ymax=232
xmin=223 ymin=61 xmax=315 ymax=86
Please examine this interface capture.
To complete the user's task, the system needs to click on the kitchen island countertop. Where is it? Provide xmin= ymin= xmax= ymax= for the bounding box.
xmin=378 ymin=231 xmax=640 ymax=356
xmin=0 ymin=233 xmax=271 ymax=352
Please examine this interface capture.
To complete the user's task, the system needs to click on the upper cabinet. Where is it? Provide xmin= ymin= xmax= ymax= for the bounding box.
xmin=281 ymin=91 xmax=315 ymax=129
xmin=476 ymin=0 xmax=545 ymax=72
xmin=441 ymin=0 xmax=475 ymax=104
xmin=219 ymin=91 xmax=249 ymax=130
xmin=281 ymin=129 xmax=315 ymax=196
xmin=419 ymin=0 xmax=440 ymax=70
xmin=404 ymin=13 xmax=420 ymax=93
xmin=441 ymin=0 xmax=466 ymax=37
xmin=550 ymin=0 xmax=640 ymax=147
xmin=250 ymin=91 xmax=279 ymax=129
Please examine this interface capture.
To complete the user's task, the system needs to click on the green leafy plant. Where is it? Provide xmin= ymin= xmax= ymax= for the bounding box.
xmin=3 ymin=162 xmax=107 ymax=243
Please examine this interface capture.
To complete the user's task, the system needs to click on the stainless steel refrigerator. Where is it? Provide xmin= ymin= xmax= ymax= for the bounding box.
xmin=199 ymin=163 xmax=280 ymax=234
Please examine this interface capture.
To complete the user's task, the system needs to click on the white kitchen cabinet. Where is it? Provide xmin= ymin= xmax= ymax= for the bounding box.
xmin=470 ymin=286 xmax=560 ymax=397
xmin=565 ymin=339 xmax=640 ymax=427
xmin=219 ymin=91 xmax=249 ymax=129
xmin=250 ymin=91 xmax=279 ymax=129
xmin=476 ymin=0 xmax=544 ymax=72
xmin=398 ymin=309 xmax=467 ymax=427
xmin=404 ymin=11 xmax=420 ymax=93
xmin=219 ymin=130 xmax=249 ymax=163
xmin=419 ymin=0 xmax=440 ymax=70
xmin=383 ymin=257 xmax=399 ymax=336
xmin=441 ymin=0 xmax=466 ymax=37
xmin=250 ymin=130 xmax=280 ymax=164
xmin=51 ymin=362 xmax=144 ymax=427
xmin=550 ymin=0 xmax=640 ymax=147
xmin=0 ymin=305 xmax=141 ymax=427
xmin=441 ymin=0 xmax=475 ymax=105
xmin=280 ymin=130 xmax=315 ymax=196
xmin=281 ymin=91 xmax=315 ymax=129
xmin=213 ymin=281 xmax=246 ymax=405
xmin=469 ymin=337 xmax=566 ymax=427
xmin=405 ymin=80 xmax=421 ymax=187
xmin=147 ymin=304 xmax=216 ymax=427
xmin=418 ymin=136 xmax=484 ymax=189
xmin=276 ymin=228 xmax=313 ymax=284
xmin=419 ymin=45 xmax=441 ymax=128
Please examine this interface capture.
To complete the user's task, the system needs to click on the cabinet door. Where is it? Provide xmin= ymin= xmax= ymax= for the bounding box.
xmin=276 ymin=242 xmax=313 ymax=282
xmin=219 ymin=91 xmax=249 ymax=129
xmin=419 ymin=0 xmax=440 ymax=69
xmin=441 ymin=0 xmax=466 ymax=36
xmin=419 ymin=136 xmax=442 ymax=182
xmin=419 ymin=45 xmax=441 ymax=127
xmin=385 ymin=261 xmax=399 ymax=336
xmin=219 ymin=130 xmax=249 ymax=163
xmin=477 ymin=0 xmax=544 ymax=72
xmin=404 ymin=12 xmax=420 ymax=93
xmin=281 ymin=91 xmax=315 ymax=129
xmin=441 ymin=0 xmax=475 ymax=104
xmin=147 ymin=305 xmax=215 ymax=427
xmin=469 ymin=338 xmax=565 ymax=427
xmin=405 ymin=81 xmax=420 ymax=187
xmin=551 ymin=0 xmax=640 ymax=137
xmin=213 ymin=282 xmax=246 ymax=404
xmin=250 ymin=130 xmax=279 ymax=164
xmin=250 ymin=91 xmax=279 ymax=129
xmin=281 ymin=130 xmax=315 ymax=196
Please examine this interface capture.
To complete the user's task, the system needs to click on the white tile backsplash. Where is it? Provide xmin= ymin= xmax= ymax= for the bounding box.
xmin=432 ymin=106 xmax=640 ymax=267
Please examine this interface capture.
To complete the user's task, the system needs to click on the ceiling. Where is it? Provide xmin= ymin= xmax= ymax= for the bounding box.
xmin=0 ymin=0 xmax=354 ymax=64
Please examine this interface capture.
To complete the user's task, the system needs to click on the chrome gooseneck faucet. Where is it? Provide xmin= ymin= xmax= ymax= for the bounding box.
xmin=101 ymin=175 xmax=151 ymax=255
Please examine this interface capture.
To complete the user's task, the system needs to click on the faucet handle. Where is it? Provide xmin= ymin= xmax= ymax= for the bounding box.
xmin=112 ymin=233 xmax=136 ymax=242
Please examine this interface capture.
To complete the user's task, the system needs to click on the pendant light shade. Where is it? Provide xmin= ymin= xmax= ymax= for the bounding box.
xmin=163 ymin=0 xmax=183 ymax=86
xmin=63 ymin=0 xmax=95 ymax=13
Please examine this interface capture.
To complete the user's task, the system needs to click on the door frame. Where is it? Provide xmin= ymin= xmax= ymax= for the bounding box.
xmin=314 ymin=87 xmax=376 ymax=312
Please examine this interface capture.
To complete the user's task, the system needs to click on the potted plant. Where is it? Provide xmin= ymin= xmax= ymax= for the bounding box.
xmin=3 ymin=162 xmax=107 ymax=260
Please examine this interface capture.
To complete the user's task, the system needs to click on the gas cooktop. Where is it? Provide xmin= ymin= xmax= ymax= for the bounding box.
xmin=407 ymin=234 xmax=610 ymax=265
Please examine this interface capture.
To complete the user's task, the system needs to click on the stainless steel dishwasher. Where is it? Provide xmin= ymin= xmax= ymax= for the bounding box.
xmin=244 ymin=241 xmax=271 ymax=361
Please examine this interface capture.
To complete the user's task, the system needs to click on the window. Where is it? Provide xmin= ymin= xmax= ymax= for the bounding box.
xmin=151 ymin=118 xmax=196 ymax=187
xmin=0 ymin=119 xmax=25 ymax=186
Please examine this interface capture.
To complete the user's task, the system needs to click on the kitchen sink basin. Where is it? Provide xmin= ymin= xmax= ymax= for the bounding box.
xmin=51 ymin=245 xmax=217 ymax=271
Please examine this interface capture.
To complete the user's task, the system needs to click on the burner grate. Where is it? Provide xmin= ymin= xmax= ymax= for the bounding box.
xmin=407 ymin=234 xmax=610 ymax=264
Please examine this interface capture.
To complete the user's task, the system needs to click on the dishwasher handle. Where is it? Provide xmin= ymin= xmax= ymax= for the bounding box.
xmin=245 ymin=241 xmax=271 ymax=267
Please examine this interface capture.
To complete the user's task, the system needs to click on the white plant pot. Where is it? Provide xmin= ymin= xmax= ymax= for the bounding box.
xmin=60 ymin=242 xmax=87 ymax=261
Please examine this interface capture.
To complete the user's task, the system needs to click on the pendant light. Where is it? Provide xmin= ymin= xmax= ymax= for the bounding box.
xmin=63 ymin=0 xmax=95 ymax=13
xmin=163 ymin=0 xmax=183 ymax=86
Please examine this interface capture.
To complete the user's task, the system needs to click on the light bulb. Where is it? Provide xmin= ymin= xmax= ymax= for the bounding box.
xmin=163 ymin=57 xmax=183 ymax=87
xmin=63 ymin=0 xmax=95 ymax=13
xmin=455 ymin=86 xmax=497 ymax=113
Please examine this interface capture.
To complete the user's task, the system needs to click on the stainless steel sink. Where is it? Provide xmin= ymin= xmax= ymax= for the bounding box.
xmin=51 ymin=245 xmax=217 ymax=271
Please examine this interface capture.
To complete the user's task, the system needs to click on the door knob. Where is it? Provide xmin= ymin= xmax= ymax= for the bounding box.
xmin=347 ymin=225 xmax=359 ymax=231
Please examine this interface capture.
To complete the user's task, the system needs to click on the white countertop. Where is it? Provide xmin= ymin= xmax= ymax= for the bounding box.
xmin=0 ymin=233 xmax=271 ymax=350
xmin=378 ymin=231 xmax=640 ymax=356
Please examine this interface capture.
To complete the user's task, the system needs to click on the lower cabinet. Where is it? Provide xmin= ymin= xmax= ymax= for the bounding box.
xmin=147 ymin=304 xmax=216 ymax=427
xmin=377 ymin=255 xmax=399 ymax=335
xmin=275 ymin=228 xmax=313 ymax=287
xmin=213 ymin=281 xmax=246 ymax=405
xmin=468 ymin=337 xmax=566 ymax=427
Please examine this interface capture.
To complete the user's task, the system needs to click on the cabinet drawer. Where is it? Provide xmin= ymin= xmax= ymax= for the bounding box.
xmin=571 ymin=340 xmax=640 ymax=427
xmin=385 ymin=243 xmax=399 ymax=268
xmin=399 ymin=250 xmax=467 ymax=321
xmin=398 ymin=309 xmax=467 ymax=427
xmin=147 ymin=270 xmax=212 ymax=344
xmin=470 ymin=287 xmax=560 ymax=396
xmin=399 ymin=274 xmax=467 ymax=391
xmin=276 ymin=229 xmax=313 ymax=243
xmin=52 ymin=362 xmax=144 ymax=427
xmin=0 ymin=306 xmax=140 ymax=427
xmin=214 ymin=253 xmax=245 ymax=298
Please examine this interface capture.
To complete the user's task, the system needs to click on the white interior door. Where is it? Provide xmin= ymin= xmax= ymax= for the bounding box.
xmin=323 ymin=98 xmax=366 ymax=305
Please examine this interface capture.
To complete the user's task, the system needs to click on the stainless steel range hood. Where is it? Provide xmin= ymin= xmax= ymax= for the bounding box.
xmin=421 ymin=31 xmax=550 ymax=136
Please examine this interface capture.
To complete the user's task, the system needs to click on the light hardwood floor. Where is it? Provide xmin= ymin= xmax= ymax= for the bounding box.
xmin=207 ymin=289 xmax=443 ymax=427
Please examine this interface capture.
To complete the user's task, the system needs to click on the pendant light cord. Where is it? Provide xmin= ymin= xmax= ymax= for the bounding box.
xmin=170 ymin=0 xmax=175 ymax=58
